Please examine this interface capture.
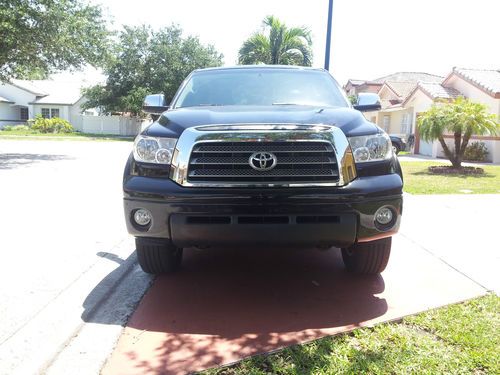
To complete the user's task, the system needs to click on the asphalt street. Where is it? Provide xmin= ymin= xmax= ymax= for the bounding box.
xmin=0 ymin=140 xmax=153 ymax=375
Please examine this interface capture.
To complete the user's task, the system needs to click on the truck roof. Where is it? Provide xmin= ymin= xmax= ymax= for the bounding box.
xmin=194 ymin=65 xmax=326 ymax=73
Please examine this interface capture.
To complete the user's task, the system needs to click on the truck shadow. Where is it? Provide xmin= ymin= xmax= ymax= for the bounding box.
xmin=132 ymin=247 xmax=386 ymax=333
xmin=86 ymin=246 xmax=388 ymax=374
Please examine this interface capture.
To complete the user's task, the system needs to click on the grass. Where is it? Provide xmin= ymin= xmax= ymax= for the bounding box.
xmin=400 ymin=161 xmax=500 ymax=194
xmin=0 ymin=129 xmax=133 ymax=142
xmin=203 ymin=294 xmax=499 ymax=375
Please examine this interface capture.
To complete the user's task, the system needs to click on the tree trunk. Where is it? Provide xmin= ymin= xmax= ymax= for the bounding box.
xmin=437 ymin=136 xmax=460 ymax=167
xmin=453 ymin=131 xmax=462 ymax=168
xmin=459 ymin=131 xmax=472 ymax=162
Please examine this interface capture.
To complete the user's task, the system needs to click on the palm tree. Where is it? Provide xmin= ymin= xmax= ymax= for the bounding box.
xmin=418 ymin=97 xmax=499 ymax=168
xmin=238 ymin=16 xmax=312 ymax=66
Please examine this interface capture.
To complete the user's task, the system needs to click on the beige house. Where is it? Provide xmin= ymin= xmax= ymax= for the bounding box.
xmin=344 ymin=79 xmax=383 ymax=96
xmin=364 ymin=72 xmax=443 ymax=136
xmin=403 ymin=68 xmax=500 ymax=162
xmin=344 ymin=72 xmax=443 ymax=135
xmin=345 ymin=68 xmax=500 ymax=163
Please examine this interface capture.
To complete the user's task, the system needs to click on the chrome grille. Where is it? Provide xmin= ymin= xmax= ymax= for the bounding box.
xmin=187 ymin=141 xmax=339 ymax=184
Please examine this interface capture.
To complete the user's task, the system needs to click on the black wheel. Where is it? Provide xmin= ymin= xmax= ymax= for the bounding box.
xmin=393 ymin=144 xmax=401 ymax=155
xmin=136 ymin=237 xmax=183 ymax=274
xmin=341 ymin=237 xmax=391 ymax=274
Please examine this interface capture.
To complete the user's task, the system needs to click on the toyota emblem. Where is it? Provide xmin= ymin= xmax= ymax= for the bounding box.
xmin=249 ymin=152 xmax=277 ymax=171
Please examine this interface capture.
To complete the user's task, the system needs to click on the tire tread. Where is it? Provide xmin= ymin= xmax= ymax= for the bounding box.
xmin=135 ymin=238 xmax=183 ymax=275
xmin=341 ymin=237 xmax=391 ymax=274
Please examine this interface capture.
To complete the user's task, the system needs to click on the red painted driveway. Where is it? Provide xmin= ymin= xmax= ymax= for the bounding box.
xmin=103 ymin=235 xmax=486 ymax=374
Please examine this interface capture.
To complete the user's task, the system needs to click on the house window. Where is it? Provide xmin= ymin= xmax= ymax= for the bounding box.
xmin=401 ymin=114 xmax=411 ymax=134
xmin=383 ymin=115 xmax=390 ymax=131
xmin=20 ymin=107 xmax=29 ymax=121
xmin=41 ymin=108 xmax=60 ymax=118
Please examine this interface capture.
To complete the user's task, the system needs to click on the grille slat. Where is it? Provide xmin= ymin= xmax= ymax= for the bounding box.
xmin=187 ymin=141 xmax=339 ymax=185
xmin=189 ymin=168 xmax=339 ymax=178
xmin=193 ymin=143 xmax=332 ymax=153
xmin=191 ymin=156 xmax=337 ymax=165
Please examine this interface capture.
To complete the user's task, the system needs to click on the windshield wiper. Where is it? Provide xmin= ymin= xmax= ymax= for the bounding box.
xmin=272 ymin=102 xmax=303 ymax=106
xmin=179 ymin=103 xmax=223 ymax=108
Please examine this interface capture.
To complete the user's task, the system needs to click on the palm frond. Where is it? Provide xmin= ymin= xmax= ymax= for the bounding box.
xmin=238 ymin=33 xmax=271 ymax=64
xmin=239 ymin=16 xmax=314 ymax=66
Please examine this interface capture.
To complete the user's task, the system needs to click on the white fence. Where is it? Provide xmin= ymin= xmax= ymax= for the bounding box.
xmin=73 ymin=115 xmax=145 ymax=136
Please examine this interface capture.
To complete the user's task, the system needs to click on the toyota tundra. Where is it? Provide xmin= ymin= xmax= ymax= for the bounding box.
xmin=123 ymin=66 xmax=403 ymax=275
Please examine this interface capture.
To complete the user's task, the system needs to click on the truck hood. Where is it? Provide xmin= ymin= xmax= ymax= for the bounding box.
xmin=144 ymin=105 xmax=380 ymax=138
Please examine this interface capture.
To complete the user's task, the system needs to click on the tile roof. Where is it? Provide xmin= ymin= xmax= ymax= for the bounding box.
xmin=347 ymin=79 xmax=366 ymax=86
xmin=385 ymin=81 xmax=418 ymax=99
xmin=418 ymin=82 xmax=462 ymax=99
xmin=453 ymin=68 xmax=500 ymax=95
xmin=373 ymin=72 xmax=443 ymax=83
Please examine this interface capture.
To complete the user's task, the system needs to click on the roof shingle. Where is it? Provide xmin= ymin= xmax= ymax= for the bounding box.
xmin=385 ymin=81 xmax=418 ymax=99
xmin=373 ymin=72 xmax=443 ymax=83
xmin=418 ymin=82 xmax=462 ymax=99
xmin=453 ymin=68 xmax=500 ymax=95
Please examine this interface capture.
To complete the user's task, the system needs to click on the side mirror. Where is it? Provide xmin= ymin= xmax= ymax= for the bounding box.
xmin=353 ymin=93 xmax=381 ymax=112
xmin=143 ymin=94 xmax=169 ymax=115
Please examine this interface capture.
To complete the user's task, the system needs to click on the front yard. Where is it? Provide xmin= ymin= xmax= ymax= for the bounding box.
xmin=0 ymin=129 xmax=133 ymax=142
xmin=205 ymin=294 xmax=499 ymax=374
xmin=400 ymin=161 xmax=500 ymax=194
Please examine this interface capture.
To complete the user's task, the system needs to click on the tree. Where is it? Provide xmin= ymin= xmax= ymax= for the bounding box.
xmin=417 ymin=97 xmax=499 ymax=168
xmin=0 ymin=0 xmax=110 ymax=81
xmin=238 ymin=16 xmax=312 ymax=66
xmin=348 ymin=95 xmax=357 ymax=105
xmin=82 ymin=25 xmax=223 ymax=116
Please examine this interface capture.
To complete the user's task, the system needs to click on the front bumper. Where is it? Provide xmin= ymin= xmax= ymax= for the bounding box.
xmin=123 ymin=173 xmax=403 ymax=248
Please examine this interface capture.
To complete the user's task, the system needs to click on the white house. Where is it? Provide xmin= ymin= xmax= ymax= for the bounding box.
xmin=0 ymin=79 xmax=95 ymax=129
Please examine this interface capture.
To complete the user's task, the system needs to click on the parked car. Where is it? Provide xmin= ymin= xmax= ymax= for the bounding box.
xmin=389 ymin=135 xmax=407 ymax=154
xmin=123 ymin=66 xmax=403 ymax=275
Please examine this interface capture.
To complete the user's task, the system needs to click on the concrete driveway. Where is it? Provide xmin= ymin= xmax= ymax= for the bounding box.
xmin=0 ymin=139 xmax=496 ymax=374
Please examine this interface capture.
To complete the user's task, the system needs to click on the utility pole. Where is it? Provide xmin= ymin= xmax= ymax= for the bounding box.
xmin=324 ymin=0 xmax=334 ymax=70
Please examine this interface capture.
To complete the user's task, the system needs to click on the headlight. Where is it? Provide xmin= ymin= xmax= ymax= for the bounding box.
xmin=133 ymin=135 xmax=177 ymax=164
xmin=348 ymin=133 xmax=392 ymax=163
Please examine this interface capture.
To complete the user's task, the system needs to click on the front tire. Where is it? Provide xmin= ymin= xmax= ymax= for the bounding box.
xmin=393 ymin=144 xmax=401 ymax=155
xmin=136 ymin=237 xmax=183 ymax=274
xmin=341 ymin=237 xmax=391 ymax=274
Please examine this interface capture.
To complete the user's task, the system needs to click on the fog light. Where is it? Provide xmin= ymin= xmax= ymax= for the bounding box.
xmin=375 ymin=207 xmax=393 ymax=226
xmin=133 ymin=209 xmax=152 ymax=226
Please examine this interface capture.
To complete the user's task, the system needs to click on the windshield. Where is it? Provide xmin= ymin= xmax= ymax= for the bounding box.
xmin=173 ymin=68 xmax=348 ymax=108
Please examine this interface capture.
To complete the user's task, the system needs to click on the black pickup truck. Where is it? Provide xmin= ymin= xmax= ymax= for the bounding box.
xmin=123 ymin=66 xmax=403 ymax=275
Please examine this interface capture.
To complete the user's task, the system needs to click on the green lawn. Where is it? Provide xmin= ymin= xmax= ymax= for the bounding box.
xmin=400 ymin=161 xmax=500 ymax=194
xmin=0 ymin=129 xmax=133 ymax=142
xmin=204 ymin=294 xmax=499 ymax=375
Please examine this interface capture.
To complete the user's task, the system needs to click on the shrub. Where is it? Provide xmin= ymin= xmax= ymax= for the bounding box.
xmin=464 ymin=141 xmax=488 ymax=162
xmin=1 ymin=124 xmax=31 ymax=131
xmin=31 ymin=115 xmax=74 ymax=133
